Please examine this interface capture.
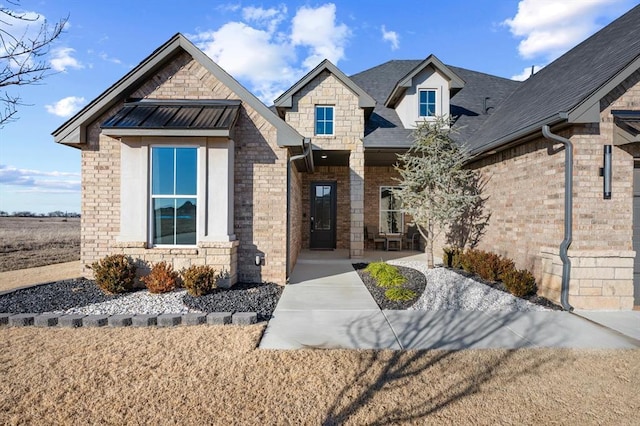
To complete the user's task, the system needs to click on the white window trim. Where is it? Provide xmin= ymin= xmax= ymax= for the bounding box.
xmin=315 ymin=105 xmax=335 ymax=136
xmin=418 ymin=88 xmax=438 ymax=118
xmin=379 ymin=186 xmax=404 ymax=234
xmin=148 ymin=145 xmax=200 ymax=248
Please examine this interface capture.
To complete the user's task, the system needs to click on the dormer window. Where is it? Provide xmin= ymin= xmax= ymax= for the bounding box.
xmin=315 ymin=105 xmax=334 ymax=135
xmin=419 ymin=89 xmax=436 ymax=117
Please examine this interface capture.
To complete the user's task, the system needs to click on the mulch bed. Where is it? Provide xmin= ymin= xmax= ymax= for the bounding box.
xmin=352 ymin=263 xmax=427 ymax=310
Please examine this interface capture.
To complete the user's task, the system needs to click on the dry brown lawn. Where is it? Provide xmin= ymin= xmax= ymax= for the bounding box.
xmin=0 ymin=217 xmax=80 ymax=272
xmin=1 ymin=325 xmax=638 ymax=425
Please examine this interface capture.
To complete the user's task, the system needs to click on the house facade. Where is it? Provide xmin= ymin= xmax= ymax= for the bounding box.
xmin=54 ymin=5 xmax=640 ymax=310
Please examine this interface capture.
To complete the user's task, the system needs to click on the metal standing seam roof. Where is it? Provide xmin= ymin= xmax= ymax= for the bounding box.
xmin=101 ymin=100 xmax=241 ymax=130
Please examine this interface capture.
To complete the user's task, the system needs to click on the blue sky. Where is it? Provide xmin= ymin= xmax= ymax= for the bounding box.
xmin=0 ymin=0 xmax=636 ymax=214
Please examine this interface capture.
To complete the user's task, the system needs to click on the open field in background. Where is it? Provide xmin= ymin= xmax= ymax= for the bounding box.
xmin=1 ymin=325 xmax=638 ymax=425
xmin=0 ymin=217 xmax=80 ymax=272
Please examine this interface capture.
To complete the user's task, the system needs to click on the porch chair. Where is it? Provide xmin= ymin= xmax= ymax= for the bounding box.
xmin=404 ymin=225 xmax=421 ymax=251
xmin=365 ymin=226 xmax=386 ymax=250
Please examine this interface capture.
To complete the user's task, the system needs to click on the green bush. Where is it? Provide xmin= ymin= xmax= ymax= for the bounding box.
xmin=385 ymin=287 xmax=417 ymax=302
xmin=364 ymin=262 xmax=406 ymax=288
xmin=503 ymin=269 xmax=537 ymax=297
xmin=141 ymin=261 xmax=179 ymax=294
xmin=181 ymin=265 xmax=219 ymax=297
xmin=90 ymin=254 xmax=137 ymax=294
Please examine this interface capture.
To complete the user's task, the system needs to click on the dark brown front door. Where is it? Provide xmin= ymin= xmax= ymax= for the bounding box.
xmin=310 ymin=182 xmax=337 ymax=249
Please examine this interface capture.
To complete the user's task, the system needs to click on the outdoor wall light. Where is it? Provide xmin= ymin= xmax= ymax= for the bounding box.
xmin=255 ymin=255 xmax=265 ymax=267
xmin=600 ymin=145 xmax=612 ymax=199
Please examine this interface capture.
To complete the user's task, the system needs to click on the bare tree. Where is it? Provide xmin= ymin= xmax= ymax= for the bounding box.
xmin=0 ymin=1 xmax=67 ymax=126
xmin=394 ymin=118 xmax=483 ymax=268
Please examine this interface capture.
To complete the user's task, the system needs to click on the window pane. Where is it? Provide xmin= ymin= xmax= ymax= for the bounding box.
xmin=381 ymin=187 xmax=394 ymax=209
xmin=314 ymin=185 xmax=331 ymax=230
xmin=427 ymin=90 xmax=435 ymax=103
xmin=316 ymin=107 xmax=325 ymax=120
xmin=325 ymin=122 xmax=333 ymax=135
xmin=175 ymin=198 xmax=196 ymax=244
xmin=153 ymin=198 xmax=175 ymax=244
xmin=325 ymin=107 xmax=333 ymax=120
xmin=176 ymin=148 xmax=197 ymax=195
xmin=316 ymin=122 xmax=324 ymax=135
xmin=419 ymin=91 xmax=427 ymax=103
xmin=152 ymin=147 xmax=174 ymax=195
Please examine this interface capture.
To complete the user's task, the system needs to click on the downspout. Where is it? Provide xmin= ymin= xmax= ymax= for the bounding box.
xmin=286 ymin=138 xmax=313 ymax=280
xmin=541 ymin=125 xmax=574 ymax=311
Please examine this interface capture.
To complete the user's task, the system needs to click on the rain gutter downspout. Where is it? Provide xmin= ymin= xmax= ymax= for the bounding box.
xmin=286 ymin=138 xmax=313 ymax=280
xmin=542 ymin=124 xmax=574 ymax=311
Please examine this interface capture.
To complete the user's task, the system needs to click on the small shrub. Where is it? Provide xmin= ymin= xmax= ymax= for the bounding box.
xmin=364 ymin=262 xmax=406 ymax=288
xmin=141 ymin=261 xmax=179 ymax=294
xmin=456 ymin=249 xmax=515 ymax=282
xmin=385 ymin=287 xmax=417 ymax=302
xmin=181 ymin=265 xmax=218 ymax=297
xmin=90 ymin=254 xmax=136 ymax=294
xmin=503 ymin=269 xmax=537 ymax=297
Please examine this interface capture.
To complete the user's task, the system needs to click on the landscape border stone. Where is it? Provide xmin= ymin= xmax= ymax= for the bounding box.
xmin=59 ymin=314 xmax=85 ymax=328
xmin=34 ymin=314 xmax=60 ymax=327
xmin=0 ymin=311 xmax=260 ymax=328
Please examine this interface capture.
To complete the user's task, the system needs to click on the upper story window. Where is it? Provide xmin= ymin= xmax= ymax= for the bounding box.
xmin=151 ymin=147 xmax=197 ymax=246
xmin=315 ymin=105 xmax=334 ymax=135
xmin=380 ymin=186 xmax=403 ymax=234
xmin=418 ymin=89 xmax=436 ymax=117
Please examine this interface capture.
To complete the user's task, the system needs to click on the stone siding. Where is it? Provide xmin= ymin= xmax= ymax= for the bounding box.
xmin=284 ymin=70 xmax=365 ymax=257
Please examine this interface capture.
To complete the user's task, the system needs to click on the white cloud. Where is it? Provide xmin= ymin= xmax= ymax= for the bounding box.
xmin=504 ymin=0 xmax=627 ymax=60
xmin=99 ymin=52 xmax=122 ymax=65
xmin=511 ymin=65 xmax=543 ymax=81
xmin=50 ymin=47 xmax=83 ymax=72
xmin=0 ymin=165 xmax=80 ymax=192
xmin=190 ymin=3 xmax=352 ymax=103
xmin=381 ymin=25 xmax=400 ymax=50
xmin=45 ymin=96 xmax=85 ymax=117
xmin=291 ymin=4 xmax=351 ymax=69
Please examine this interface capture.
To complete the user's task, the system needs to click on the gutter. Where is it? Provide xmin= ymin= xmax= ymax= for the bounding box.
xmin=541 ymin=125 xmax=574 ymax=311
xmin=286 ymin=138 xmax=313 ymax=280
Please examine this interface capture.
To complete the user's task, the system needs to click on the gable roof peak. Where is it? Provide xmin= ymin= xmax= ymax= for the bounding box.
xmin=274 ymin=59 xmax=375 ymax=111
xmin=385 ymin=54 xmax=465 ymax=107
xmin=52 ymin=33 xmax=304 ymax=147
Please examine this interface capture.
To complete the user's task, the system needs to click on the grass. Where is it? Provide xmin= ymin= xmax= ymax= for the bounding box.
xmin=1 ymin=326 xmax=638 ymax=424
xmin=0 ymin=217 xmax=80 ymax=272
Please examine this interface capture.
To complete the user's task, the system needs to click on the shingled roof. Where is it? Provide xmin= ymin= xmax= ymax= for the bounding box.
xmin=470 ymin=4 xmax=640 ymax=156
xmin=350 ymin=60 xmax=520 ymax=148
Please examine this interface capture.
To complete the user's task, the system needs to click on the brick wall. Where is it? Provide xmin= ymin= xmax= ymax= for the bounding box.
xmin=80 ymin=51 xmax=290 ymax=285
xmin=467 ymin=73 xmax=640 ymax=310
xmin=288 ymin=164 xmax=303 ymax=276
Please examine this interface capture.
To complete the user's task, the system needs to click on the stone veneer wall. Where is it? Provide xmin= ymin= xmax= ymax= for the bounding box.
xmin=284 ymin=70 xmax=365 ymax=257
xmin=468 ymin=74 xmax=640 ymax=310
xmin=80 ymin=52 xmax=290 ymax=285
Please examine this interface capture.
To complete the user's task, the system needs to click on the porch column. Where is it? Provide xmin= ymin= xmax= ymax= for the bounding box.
xmin=350 ymin=145 xmax=365 ymax=258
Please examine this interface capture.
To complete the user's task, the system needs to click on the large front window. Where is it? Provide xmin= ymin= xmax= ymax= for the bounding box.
xmin=315 ymin=105 xmax=334 ymax=135
xmin=151 ymin=147 xmax=197 ymax=245
xmin=380 ymin=186 xmax=403 ymax=234
xmin=419 ymin=89 xmax=436 ymax=117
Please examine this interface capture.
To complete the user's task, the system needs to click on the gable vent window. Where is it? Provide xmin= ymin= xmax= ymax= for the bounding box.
xmin=418 ymin=89 xmax=436 ymax=117
xmin=315 ymin=105 xmax=334 ymax=135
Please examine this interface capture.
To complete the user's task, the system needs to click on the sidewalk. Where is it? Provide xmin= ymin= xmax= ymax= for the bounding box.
xmin=260 ymin=251 xmax=640 ymax=350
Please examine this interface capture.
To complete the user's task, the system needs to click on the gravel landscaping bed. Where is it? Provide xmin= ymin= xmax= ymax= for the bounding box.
xmin=0 ymin=279 xmax=282 ymax=321
xmin=353 ymin=263 xmax=427 ymax=310
xmin=355 ymin=260 xmax=561 ymax=312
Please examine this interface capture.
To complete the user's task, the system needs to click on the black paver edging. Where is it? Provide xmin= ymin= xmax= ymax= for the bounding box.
xmin=0 ymin=312 xmax=259 ymax=328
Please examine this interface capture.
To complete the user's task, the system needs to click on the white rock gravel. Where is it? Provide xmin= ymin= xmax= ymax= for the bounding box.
xmin=388 ymin=260 xmax=549 ymax=312
xmin=54 ymin=289 xmax=198 ymax=315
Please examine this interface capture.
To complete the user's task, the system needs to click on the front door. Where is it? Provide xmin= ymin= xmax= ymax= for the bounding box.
xmin=310 ymin=182 xmax=337 ymax=249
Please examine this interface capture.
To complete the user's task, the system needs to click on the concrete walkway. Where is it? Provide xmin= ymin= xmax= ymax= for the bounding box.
xmin=259 ymin=251 xmax=640 ymax=350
